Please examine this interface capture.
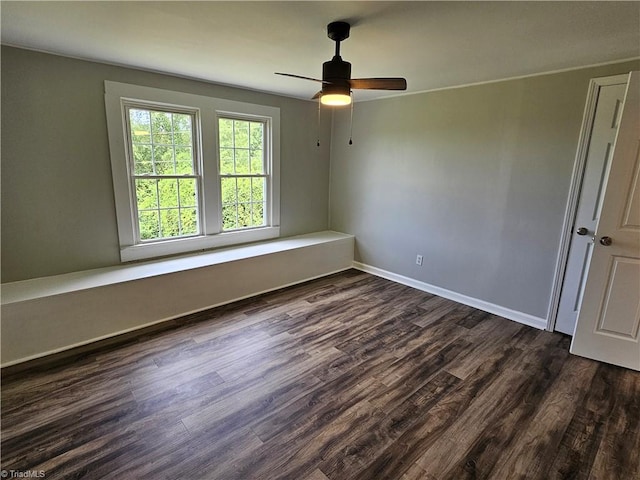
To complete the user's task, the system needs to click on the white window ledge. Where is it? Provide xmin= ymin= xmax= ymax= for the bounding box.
xmin=1 ymin=231 xmax=353 ymax=305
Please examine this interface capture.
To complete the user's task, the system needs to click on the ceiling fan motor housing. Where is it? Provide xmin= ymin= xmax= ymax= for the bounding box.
xmin=322 ymin=57 xmax=351 ymax=95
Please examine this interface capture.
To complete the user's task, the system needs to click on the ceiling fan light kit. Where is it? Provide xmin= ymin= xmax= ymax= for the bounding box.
xmin=320 ymin=93 xmax=352 ymax=106
xmin=320 ymin=78 xmax=352 ymax=106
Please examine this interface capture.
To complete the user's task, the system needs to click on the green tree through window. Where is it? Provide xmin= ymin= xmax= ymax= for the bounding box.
xmin=128 ymin=107 xmax=199 ymax=241
xmin=106 ymin=81 xmax=280 ymax=261
xmin=219 ymin=117 xmax=267 ymax=231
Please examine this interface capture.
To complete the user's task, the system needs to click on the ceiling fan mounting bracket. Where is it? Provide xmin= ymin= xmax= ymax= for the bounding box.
xmin=327 ymin=21 xmax=350 ymax=43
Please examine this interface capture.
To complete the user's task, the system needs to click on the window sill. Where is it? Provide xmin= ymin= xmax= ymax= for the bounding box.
xmin=120 ymin=227 xmax=280 ymax=262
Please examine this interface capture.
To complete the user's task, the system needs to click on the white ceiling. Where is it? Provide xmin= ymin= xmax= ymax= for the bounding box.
xmin=2 ymin=1 xmax=639 ymax=102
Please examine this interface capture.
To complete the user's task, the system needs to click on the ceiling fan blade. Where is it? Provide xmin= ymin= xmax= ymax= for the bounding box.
xmin=311 ymin=91 xmax=322 ymax=100
xmin=349 ymin=78 xmax=407 ymax=90
xmin=275 ymin=72 xmax=325 ymax=83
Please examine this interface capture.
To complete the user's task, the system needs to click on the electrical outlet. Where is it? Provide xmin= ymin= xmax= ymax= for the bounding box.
xmin=416 ymin=254 xmax=423 ymax=266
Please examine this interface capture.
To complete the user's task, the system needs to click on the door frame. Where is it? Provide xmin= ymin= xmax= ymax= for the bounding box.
xmin=547 ymin=73 xmax=631 ymax=332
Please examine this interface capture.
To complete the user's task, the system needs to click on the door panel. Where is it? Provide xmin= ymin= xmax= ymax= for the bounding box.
xmin=571 ymin=72 xmax=640 ymax=371
xmin=555 ymin=81 xmax=627 ymax=335
xmin=595 ymin=256 xmax=640 ymax=339
xmin=621 ymin=144 xmax=640 ymax=229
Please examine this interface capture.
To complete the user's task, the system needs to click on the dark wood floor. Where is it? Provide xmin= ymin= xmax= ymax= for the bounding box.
xmin=2 ymin=270 xmax=639 ymax=479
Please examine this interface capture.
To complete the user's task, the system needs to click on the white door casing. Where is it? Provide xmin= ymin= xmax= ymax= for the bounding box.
xmin=570 ymin=72 xmax=640 ymax=371
xmin=555 ymin=79 xmax=628 ymax=335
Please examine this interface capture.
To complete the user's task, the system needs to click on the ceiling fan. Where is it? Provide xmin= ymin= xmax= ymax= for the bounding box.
xmin=276 ymin=21 xmax=407 ymax=106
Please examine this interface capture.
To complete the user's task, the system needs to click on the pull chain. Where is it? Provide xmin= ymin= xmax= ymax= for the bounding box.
xmin=348 ymin=91 xmax=354 ymax=145
xmin=317 ymin=97 xmax=321 ymax=147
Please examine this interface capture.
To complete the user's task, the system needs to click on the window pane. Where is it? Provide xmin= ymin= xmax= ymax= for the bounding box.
xmin=250 ymin=149 xmax=263 ymax=174
xmin=133 ymin=144 xmax=152 ymax=163
xmin=129 ymin=109 xmax=151 ymax=143
xmin=173 ymin=114 xmax=191 ymax=134
xmin=180 ymin=208 xmax=198 ymax=235
xmin=219 ymin=148 xmax=234 ymax=174
xmin=219 ymin=118 xmax=234 ymax=148
xmin=136 ymin=179 xmax=158 ymax=209
xmin=222 ymin=204 xmax=237 ymax=230
xmin=160 ymin=208 xmax=180 ymax=238
xmin=221 ymin=177 xmax=237 ymax=205
xmin=153 ymin=133 xmax=172 ymax=145
xmin=135 ymin=161 xmax=153 ymax=175
xmin=234 ymin=120 xmax=249 ymax=148
xmin=133 ymin=144 xmax=152 ymax=174
xmin=153 ymin=145 xmax=173 ymax=164
xmin=139 ymin=210 xmax=159 ymax=240
xmin=252 ymin=202 xmax=265 ymax=226
xmin=132 ymin=134 xmax=151 ymax=145
xmin=157 ymin=179 xmax=179 ymax=208
xmin=174 ymin=132 xmax=191 ymax=146
xmin=251 ymin=177 xmax=264 ymax=203
xmin=154 ymin=161 xmax=174 ymax=175
xmin=178 ymin=178 xmax=197 ymax=208
xmin=235 ymin=149 xmax=249 ymax=174
xmin=237 ymin=178 xmax=251 ymax=203
xmin=250 ymin=122 xmax=263 ymax=150
xmin=151 ymin=111 xmax=172 ymax=135
xmin=175 ymin=146 xmax=194 ymax=174
xmin=237 ymin=203 xmax=251 ymax=228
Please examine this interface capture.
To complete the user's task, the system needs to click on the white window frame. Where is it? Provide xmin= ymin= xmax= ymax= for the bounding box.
xmin=105 ymin=81 xmax=280 ymax=262
xmin=217 ymin=113 xmax=272 ymax=232
xmin=125 ymin=103 xmax=203 ymax=243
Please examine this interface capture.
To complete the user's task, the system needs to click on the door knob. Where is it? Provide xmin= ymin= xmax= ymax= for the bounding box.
xmin=576 ymin=227 xmax=589 ymax=236
xmin=599 ymin=236 xmax=613 ymax=246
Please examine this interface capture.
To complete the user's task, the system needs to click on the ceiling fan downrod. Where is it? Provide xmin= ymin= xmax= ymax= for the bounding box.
xmin=327 ymin=21 xmax=350 ymax=58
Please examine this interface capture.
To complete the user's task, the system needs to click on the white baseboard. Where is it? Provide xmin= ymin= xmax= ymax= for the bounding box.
xmin=353 ymin=261 xmax=548 ymax=330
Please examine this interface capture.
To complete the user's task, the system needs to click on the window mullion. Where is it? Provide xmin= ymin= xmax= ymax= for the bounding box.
xmin=176 ymin=177 xmax=183 ymax=236
xmin=234 ymin=177 xmax=239 ymax=228
xmin=200 ymin=110 xmax=220 ymax=236
xmin=154 ymin=178 xmax=161 ymax=238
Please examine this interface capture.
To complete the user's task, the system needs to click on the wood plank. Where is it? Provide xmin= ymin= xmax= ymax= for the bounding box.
xmin=544 ymin=362 xmax=627 ymax=479
xmin=489 ymin=354 xmax=599 ymax=480
xmin=431 ymin=335 xmax=574 ymax=479
xmin=351 ymin=344 xmax=528 ymax=480
xmin=303 ymin=469 xmax=330 ymax=480
xmin=581 ymin=365 xmax=640 ymax=480
xmin=321 ymin=371 xmax=462 ymax=479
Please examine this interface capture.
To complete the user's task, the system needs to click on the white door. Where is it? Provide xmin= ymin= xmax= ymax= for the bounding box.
xmin=555 ymin=78 xmax=628 ymax=335
xmin=571 ymin=71 xmax=640 ymax=371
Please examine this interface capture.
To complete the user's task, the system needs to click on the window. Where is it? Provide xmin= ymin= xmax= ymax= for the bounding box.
xmin=128 ymin=107 xmax=200 ymax=241
xmin=218 ymin=117 xmax=267 ymax=231
xmin=105 ymin=82 xmax=280 ymax=262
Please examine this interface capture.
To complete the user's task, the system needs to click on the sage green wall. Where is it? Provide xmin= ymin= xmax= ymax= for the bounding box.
xmin=329 ymin=60 xmax=640 ymax=320
xmin=1 ymin=46 xmax=331 ymax=282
